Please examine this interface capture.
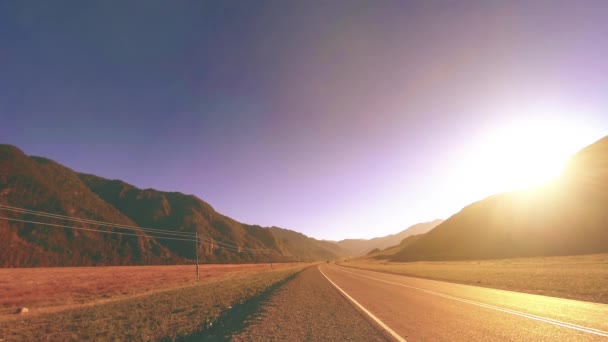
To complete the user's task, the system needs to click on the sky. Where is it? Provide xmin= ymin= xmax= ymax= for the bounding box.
xmin=1 ymin=1 xmax=608 ymax=240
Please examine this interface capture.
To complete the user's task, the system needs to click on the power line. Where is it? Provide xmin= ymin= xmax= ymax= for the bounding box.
xmin=0 ymin=204 xmax=195 ymax=237
xmin=0 ymin=206 xmax=281 ymax=279
xmin=195 ymin=233 xmax=270 ymax=252
xmin=0 ymin=204 xmax=271 ymax=254
xmin=208 ymin=242 xmax=267 ymax=254
xmin=195 ymin=234 xmax=266 ymax=254
xmin=0 ymin=216 xmax=197 ymax=242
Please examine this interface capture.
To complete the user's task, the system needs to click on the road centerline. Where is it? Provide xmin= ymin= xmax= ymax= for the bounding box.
xmin=330 ymin=265 xmax=608 ymax=338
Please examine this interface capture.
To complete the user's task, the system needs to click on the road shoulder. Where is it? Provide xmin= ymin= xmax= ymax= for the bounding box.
xmin=231 ymin=265 xmax=388 ymax=341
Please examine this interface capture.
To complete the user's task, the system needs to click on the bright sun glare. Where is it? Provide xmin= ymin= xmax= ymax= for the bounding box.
xmin=480 ymin=124 xmax=567 ymax=189
xmin=459 ymin=115 xmax=596 ymax=196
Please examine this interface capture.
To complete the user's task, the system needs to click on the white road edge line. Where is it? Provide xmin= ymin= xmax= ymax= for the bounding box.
xmin=318 ymin=266 xmax=407 ymax=342
xmin=331 ymin=265 xmax=608 ymax=338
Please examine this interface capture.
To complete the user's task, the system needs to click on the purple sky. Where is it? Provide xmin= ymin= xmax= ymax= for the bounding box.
xmin=2 ymin=1 xmax=608 ymax=240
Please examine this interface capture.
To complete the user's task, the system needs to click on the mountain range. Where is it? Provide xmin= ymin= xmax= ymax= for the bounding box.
xmin=0 ymin=144 xmax=433 ymax=267
xmin=2 ymin=135 xmax=607 ymax=267
xmin=0 ymin=144 xmax=348 ymax=266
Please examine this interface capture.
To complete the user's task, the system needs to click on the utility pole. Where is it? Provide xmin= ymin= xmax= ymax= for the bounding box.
xmin=195 ymin=232 xmax=200 ymax=280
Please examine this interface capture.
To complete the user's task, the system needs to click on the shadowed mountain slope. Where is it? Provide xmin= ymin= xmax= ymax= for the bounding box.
xmin=0 ymin=144 xmax=344 ymax=267
xmin=0 ymin=145 xmax=179 ymax=267
xmin=391 ymin=136 xmax=608 ymax=262
xmin=79 ymin=173 xmax=346 ymax=263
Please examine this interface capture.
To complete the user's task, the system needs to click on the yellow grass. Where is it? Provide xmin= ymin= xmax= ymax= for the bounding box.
xmin=1 ymin=265 xmax=309 ymax=341
xmin=0 ymin=263 xmax=306 ymax=318
xmin=340 ymin=254 xmax=608 ymax=304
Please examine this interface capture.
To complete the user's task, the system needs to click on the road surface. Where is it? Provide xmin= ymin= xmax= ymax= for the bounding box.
xmin=319 ymin=264 xmax=608 ymax=341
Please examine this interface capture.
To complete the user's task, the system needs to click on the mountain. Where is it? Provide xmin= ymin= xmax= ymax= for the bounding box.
xmin=0 ymin=144 xmax=345 ymax=267
xmin=391 ymin=136 xmax=608 ymax=262
xmin=335 ymin=219 xmax=443 ymax=256
xmin=364 ymin=234 xmax=425 ymax=259
xmin=0 ymin=145 xmax=178 ymax=267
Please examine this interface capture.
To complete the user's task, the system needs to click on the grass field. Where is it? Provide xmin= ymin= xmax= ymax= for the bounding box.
xmin=339 ymin=254 xmax=608 ymax=304
xmin=0 ymin=263 xmax=304 ymax=318
xmin=0 ymin=263 xmax=308 ymax=341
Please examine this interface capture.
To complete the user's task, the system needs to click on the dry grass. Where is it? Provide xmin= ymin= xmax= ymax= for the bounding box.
xmin=0 ymin=263 xmax=306 ymax=319
xmin=340 ymin=254 xmax=608 ymax=304
xmin=1 ymin=265 xmax=308 ymax=341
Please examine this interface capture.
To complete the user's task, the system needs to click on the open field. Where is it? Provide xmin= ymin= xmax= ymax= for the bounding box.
xmin=0 ymin=264 xmax=308 ymax=341
xmin=0 ymin=263 xmax=306 ymax=319
xmin=339 ymin=253 xmax=608 ymax=304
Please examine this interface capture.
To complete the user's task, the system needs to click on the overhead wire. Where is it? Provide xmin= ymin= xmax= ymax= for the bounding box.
xmin=0 ymin=216 xmax=197 ymax=242
xmin=0 ymin=204 xmax=272 ymax=254
xmin=195 ymin=233 xmax=270 ymax=252
xmin=0 ymin=204 xmax=195 ymax=237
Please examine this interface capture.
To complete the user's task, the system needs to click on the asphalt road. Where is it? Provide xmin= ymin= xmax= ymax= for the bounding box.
xmin=319 ymin=264 xmax=608 ymax=341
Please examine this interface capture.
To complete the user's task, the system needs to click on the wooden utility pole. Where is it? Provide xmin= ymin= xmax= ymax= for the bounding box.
xmin=195 ymin=232 xmax=200 ymax=280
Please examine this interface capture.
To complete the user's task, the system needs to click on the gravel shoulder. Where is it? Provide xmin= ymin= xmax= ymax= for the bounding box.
xmin=231 ymin=265 xmax=388 ymax=341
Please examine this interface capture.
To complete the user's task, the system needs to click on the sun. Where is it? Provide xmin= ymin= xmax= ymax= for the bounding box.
xmin=484 ymin=123 xmax=567 ymax=189
xmin=459 ymin=117 xmax=596 ymax=196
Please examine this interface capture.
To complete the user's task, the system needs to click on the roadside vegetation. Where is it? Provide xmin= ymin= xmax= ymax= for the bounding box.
xmin=339 ymin=253 xmax=608 ymax=304
xmin=0 ymin=264 xmax=307 ymax=341
xmin=0 ymin=263 xmax=303 ymax=317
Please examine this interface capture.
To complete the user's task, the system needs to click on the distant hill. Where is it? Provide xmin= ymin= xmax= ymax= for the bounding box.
xmin=335 ymin=219 xmax=443 ymax=256
xmin=391 ymin=136 xmax=608 ymax=262
xmin=364 ymin=234 xmax=425 ymax=259
xmin=0 ymin=144 xmax=345 ymax=267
